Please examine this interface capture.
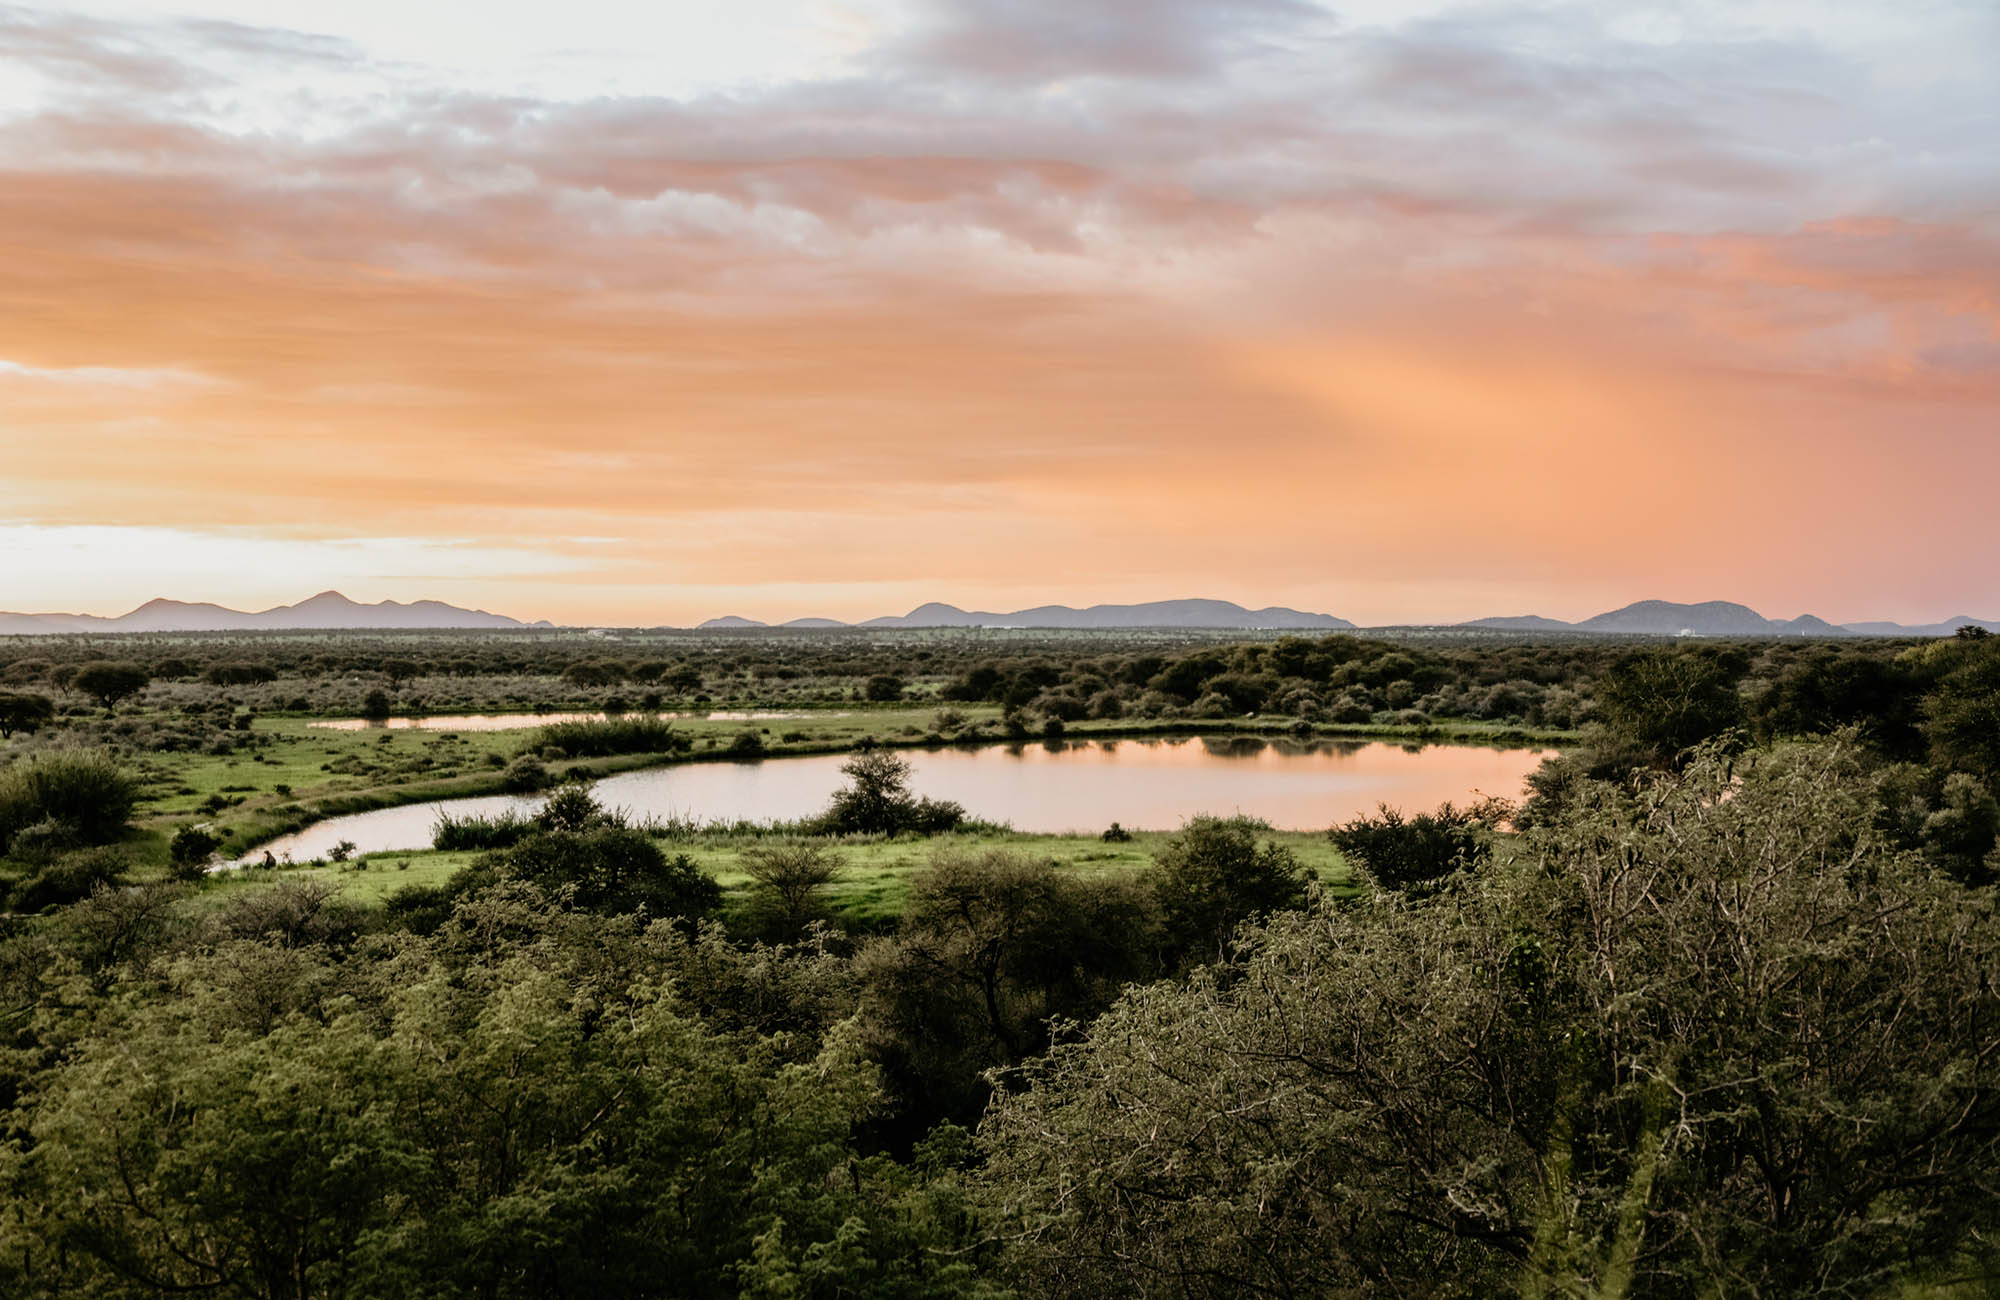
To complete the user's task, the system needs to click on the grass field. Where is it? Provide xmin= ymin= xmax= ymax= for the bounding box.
xmin=110 ymin=704 xmax=1568 ymax=876
xmin=203 ymin=827 xmax=1357 ymax=928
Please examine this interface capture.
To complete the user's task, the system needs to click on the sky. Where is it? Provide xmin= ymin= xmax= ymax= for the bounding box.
xmin=1 ymin=0 xmax=1995 ymax=627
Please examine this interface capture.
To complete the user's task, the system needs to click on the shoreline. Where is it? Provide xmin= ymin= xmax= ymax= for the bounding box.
xmin=203 ymin=715 xmax=1571 ymax=858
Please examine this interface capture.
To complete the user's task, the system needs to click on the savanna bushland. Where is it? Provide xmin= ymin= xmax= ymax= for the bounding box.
xmin=0 ymin=625 xmax=1996 ymax=1297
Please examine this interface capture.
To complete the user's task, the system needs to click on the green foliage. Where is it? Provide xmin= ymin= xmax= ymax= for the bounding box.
xmin=0 ymin=691 xmax=55 ymax=739
xmin=532 ymin=780 xmax=607 ymax=834
xmin=535 ymin=716 xmax=688 ymax=758
xmin=1595 ymin=647 xmax=1747 ymax=769
xmin=0 ymin=907 xmax=987 ymax=1299
xmin=206 ymin=661 xmax=279 ymax=686
xmin=5 ymin=844 xmax=130 ymax=911
xmin=491 ymin=827 xmax=721 ymax=920
xmin=0 ymin=749 xmax=139 ymax=855
xmin=1922 ymin=638 xmax=2000 ymax=783
xmin=812 ymin=751 xmax=967 ymax=836
xmin=360 ymin=687 xmax=393 ymax=718
xmin=742 ymin=840 xmax=845 ymax=938
xmin=168 ymin=823 xmax=222 ymax=878
xmin=977 ymin=744 xmax=2000 ymax=1298
xmin=1330 ymin=800 xmax=1497 ymax=892
xmin=499 ymin=754 xmax=553 ymax=793
xmin=71 ymin=660 xmax=150 ymax=711
xmin=1149 ymin=814 xmax=1310 ymax=966
xmin=1752 ymin=648 xmax=1922 ymax=755
xmin=431 ymin=808 xmax=536 ymax=851
xmin=860 ymin=849 xmax=1159 ymax=1129
xmin=1873 ymin=762 xmax=2000 ymax=886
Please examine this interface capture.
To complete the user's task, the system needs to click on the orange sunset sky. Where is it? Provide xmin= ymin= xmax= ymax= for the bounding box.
xmin=1 ymin=0 xmax=1995 ymax=627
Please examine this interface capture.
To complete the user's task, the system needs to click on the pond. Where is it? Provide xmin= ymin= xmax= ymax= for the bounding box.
xmin=310 ymin=710 xmax=838 ymax=731
xmin=235 ymin=735 xmax=1554 ymax=865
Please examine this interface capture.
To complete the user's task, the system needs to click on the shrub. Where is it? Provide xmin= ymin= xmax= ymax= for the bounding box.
xmin=1330 ymin=802 xmax=1491 ymax=892
xmin=8 ymin=846 xmax=130 ymax=911
xmin=741 ymin=840 xmax=844 ymax=937
xmin=534 ymin=781 xmax=614 ymax=834
xmin=535 ymin=717 xmax=688 ymax=759
xmin=0 ymin=750 xmax=139 ymax=854
xmin=500 ymin=755 xmax=553 ymax=793
xmin=1151 ymin=815 xmax=1311 ymax=966
xmin=810 ymin=750 xmax=966 ymax=835
xmin=908 ymin=796 xmax=968 ymax=834
xmin=169 ymin=824 xmax=222 ymax=879
xmin=495 ymin=825 xmax=721 ymax=920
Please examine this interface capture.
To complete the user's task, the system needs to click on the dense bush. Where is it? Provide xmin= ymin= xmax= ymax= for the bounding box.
xmin=809 ymin=751 xmax=968 ymax=836
xmin=0 ymin=750 xmax=139 ymax=855
xmin=1330 ymin=800 xmax=1497 ymax=892
xmin=6 ymin=846 xmax=130 ymax=912
xmin=1150 ymin=814 xmax=1311 ymax=966
xmin=0 ymin=692 xmax=55 ymax=739
xmin=494 ymin=826 xmax=721 ymax=920
xmin=536 ymin=717 xmax=689 ymax=758
xmin=978 ymin=745 xmax=2000 ymax=1297
xmin=167 ymin=824 xmax=222 ymax=879
xmin=498 ymin=755 xmax=552 ymax=793
xmin=204 ymin=662 xmax=277 ymax=686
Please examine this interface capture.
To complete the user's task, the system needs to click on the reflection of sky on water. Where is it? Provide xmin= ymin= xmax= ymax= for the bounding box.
xmin=239 ymin=735 xmax=1554 ymax=864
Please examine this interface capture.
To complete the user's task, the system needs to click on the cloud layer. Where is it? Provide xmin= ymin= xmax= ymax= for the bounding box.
xmin=1 ymin=0 xmax=1995 ymax=623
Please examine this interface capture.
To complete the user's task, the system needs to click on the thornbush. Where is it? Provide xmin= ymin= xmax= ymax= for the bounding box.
xmin=1329 ymin=802 xmax=1495 ymax=892
xmin=0 ymin=750 xmax=139 ymax=855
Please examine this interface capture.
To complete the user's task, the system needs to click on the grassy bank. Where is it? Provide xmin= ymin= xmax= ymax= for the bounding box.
xmin=203 ymin=827 xmax=1357 ymax=929
xmin=123 ymin=706 xmax=1568 ymax=870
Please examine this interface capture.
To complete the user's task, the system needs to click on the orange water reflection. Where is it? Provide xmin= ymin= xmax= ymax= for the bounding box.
xmin=239 ymin=736 xmax=1554 ymax=864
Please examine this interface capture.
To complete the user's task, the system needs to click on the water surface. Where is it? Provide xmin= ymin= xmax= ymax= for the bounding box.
xmin=238 ymin=735 xmax=1552 ymax=864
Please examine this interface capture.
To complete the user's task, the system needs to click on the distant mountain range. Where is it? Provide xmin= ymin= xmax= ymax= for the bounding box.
xmin=1463 ymin=600 xmax=1997 ymax=638
xmin=0 ymin=591 xmax=548 ymax=635
xmin=698 ymin=600 xmax=1356 ymax=632
xmin=704 ymin=597 xmax=1996 ymax=636
xmin=1 ymin=592 xmax=1993 ymax=638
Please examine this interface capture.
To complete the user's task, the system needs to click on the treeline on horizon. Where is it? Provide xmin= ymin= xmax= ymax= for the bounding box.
xmin=0 ymin=629 xmax=1997 ymax=1296
xmin=0 ymin=624 xmax=1979 ymax=743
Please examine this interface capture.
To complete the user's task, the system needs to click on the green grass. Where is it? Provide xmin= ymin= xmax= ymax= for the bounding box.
xmin=122 ymin=705 xmax=1005 ymax=866
xmin=101 ymin=700 xmax=1566 ymax=879
xmin=125 ymin=704 xmax=1568 ymax=864
xmin=201 ymin=828 xmax=1355 ymax=926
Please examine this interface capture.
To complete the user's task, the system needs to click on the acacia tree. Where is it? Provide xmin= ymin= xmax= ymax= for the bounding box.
xmin=741 ymin=840 xmax=845 ymax=938
xmin=978 ymin=742 xmax=2000 ymax=1298
xmin=0 ymin=692 xmax=55 ymax=739
xmin=71 ymin=661 xmax=149 ymax=712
